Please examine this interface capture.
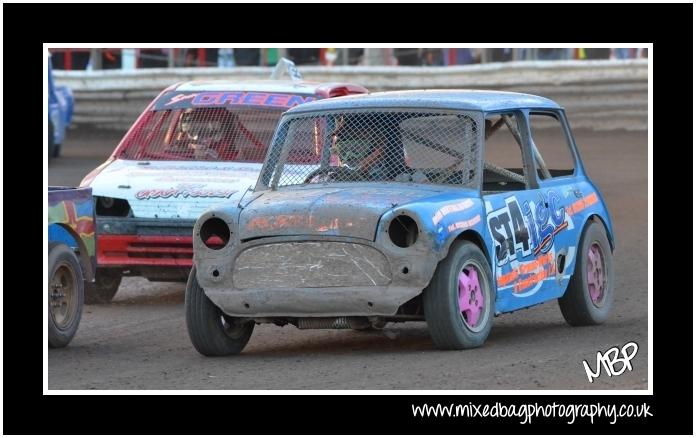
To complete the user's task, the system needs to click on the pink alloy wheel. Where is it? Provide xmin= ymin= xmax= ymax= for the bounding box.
xmin=458 ymin=264 xmax=484 ymax=329
xmin=586 ymin=243 xmax=606 ymax=306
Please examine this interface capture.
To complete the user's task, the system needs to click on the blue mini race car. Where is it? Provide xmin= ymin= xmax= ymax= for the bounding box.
xmin=48 ymin=54 xmax=74 ymax=159
xmin=186 ymin=90 xmax=615 ymax=355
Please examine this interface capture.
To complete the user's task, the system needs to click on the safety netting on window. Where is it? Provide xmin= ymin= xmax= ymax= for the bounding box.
xmin=258 ymin=109 xmax=481 ymax=189
xmin=117 ymin=106 xmax=285 ymax=162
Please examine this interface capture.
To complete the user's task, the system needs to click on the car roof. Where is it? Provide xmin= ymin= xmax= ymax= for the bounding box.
xmin=174 ymin=80 xmax=359 ymax=95
xmin=283 ymin=89 xmax=562 ymax=113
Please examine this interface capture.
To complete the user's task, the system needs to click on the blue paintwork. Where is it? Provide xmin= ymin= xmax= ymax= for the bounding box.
xmin=380 ymin=188 xmax=487 ymax=252
xmin=48 ymin=55 xmax=74 ymax=147
xmin=48 ymin=186 xmax=96 ymax=281
xmin=300 ymin=91 xmax=610 ymax=315
xmin=243 ymin=90 xmax=613 ymax=316
xmin=285 ymin=90 xmax=562 ymax=114
xmin=376 ymin=180 xmax=598 ymax=310
xmin=49 ymin=223 xmax=78 ymax=248
xmin=391 ymin=178 xmax=611 ymax=316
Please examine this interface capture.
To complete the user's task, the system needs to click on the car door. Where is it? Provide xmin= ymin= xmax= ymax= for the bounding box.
xmin=482 ymin=110 xmax=564 ymax=313
xmin=523 ymin=109 xmax=588 ymax=303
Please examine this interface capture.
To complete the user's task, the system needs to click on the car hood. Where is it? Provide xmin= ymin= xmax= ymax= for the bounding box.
xmin=238 ymin=183 xmax=445 ymax=241
xmin=90 ymin=159 xmax=262 ymax=219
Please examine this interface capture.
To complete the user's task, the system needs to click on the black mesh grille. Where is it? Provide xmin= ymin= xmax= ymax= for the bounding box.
xmin=259 ymin=109 xmax=481 ymax=189
xmin=118 ymin=106 xmax=284 ymax=162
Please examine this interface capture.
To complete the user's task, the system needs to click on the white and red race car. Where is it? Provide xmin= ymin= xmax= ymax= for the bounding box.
xmin=80 ymin=66 xmax=367 ymax=303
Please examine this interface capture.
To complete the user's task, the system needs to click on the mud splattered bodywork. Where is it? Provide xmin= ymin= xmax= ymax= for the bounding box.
xmin=194 ymin=183 xmax=487 ymax=317
xmin=192 ymin=90 xmax=614 ymax=322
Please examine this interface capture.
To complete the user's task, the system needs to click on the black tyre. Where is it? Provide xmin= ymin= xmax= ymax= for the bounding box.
xmin=84 ymin=269 xmax=122 ymax=304
xmin=423 ymin=240 xmax=494 ymax=350
xmin=185 ymin=268 xmax=254 ymax=356
xmin=48 ymin=243 xmax=84 ymax=348
xmin=558 ymin=221 xmax=614 ymax=326
xmin=48 ymin=119 xmax=56 ymax=160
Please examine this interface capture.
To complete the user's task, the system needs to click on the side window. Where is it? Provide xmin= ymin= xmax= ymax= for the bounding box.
xmin=483 ymin=113 xmax=528 ymax=192
xmin=529 ymin=112 xmax=576 ymax=180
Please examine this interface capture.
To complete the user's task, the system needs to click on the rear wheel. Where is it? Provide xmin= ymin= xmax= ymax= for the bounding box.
xmin=48 ymin=243 xmax=84 ymax=348
xmin=84 ymin=269 xmax=122 ymax=304
xmin=185 ymin=268 xmax=254 ymax=356
xmin=423 ymin=241 xmax=494 ymax=350
xmin=558 ymin=221 xmax=614 ymax=325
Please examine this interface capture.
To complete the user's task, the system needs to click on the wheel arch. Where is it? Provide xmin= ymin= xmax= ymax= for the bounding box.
xmin=48 ymin=223 xmax=94 ymax=282
xmin=586 ymin=214 xmax=615 ymax=252
xmin=452 ymin=229 xmax=491 ymax=265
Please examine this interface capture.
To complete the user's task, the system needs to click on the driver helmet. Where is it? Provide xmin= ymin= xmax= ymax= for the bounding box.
xmin=331 ymin=115 xmax=384 ymax=168
xmin=180 ymin=108 xmax=228 ymax=145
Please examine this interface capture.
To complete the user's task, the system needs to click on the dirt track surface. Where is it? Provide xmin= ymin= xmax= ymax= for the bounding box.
xmin=48 ymin=128 xmax=648 ymax=390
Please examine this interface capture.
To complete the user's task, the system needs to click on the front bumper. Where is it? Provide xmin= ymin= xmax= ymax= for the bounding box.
xmin=96 ymin=217 xmax=196 ymax=268
xmin=196 ymin=235 xmax=440 ymax=317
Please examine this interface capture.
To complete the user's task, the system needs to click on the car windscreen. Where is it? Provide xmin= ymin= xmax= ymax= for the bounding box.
xmin=116 ymin=91 xmax=317 ymax=162
xmin=258 ymin=109 xmax=482 ymax=189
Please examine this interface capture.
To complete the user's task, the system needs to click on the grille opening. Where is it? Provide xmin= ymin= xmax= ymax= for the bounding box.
xmin=388 ymin=215 xmax=418 ymax=248
xmin=96 ymin=196 xmax=131 ymax=217
xmin=126 ymin=240 xmax=193 ymax=259
xmin=129 ymin=242 xmax=191 ymax=249
xmin=200 ymin=218 xmax=231 ymax=250
xmin=127 ymin=253 xmax=191 ymax=259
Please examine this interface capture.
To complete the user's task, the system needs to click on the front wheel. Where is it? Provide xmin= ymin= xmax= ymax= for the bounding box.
xmin=84 ymin=269 xmax=122 ymax=304
xmin=558 ymin=221 xmax=614 ymax=325
xmin=48 ymin=243 xmax=84 ymax=348
xmin=185 ymin=268 xmax=254 ymax=356
xmin=423 ymin=241 xmax=494 ymax=350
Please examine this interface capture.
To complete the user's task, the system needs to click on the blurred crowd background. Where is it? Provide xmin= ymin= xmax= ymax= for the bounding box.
xmin=48 ymin=47 xmax=647 ymax=70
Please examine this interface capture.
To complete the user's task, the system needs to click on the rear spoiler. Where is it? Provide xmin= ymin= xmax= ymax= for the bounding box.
xmin=270 ymin=57 xmax=303 ymax=81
